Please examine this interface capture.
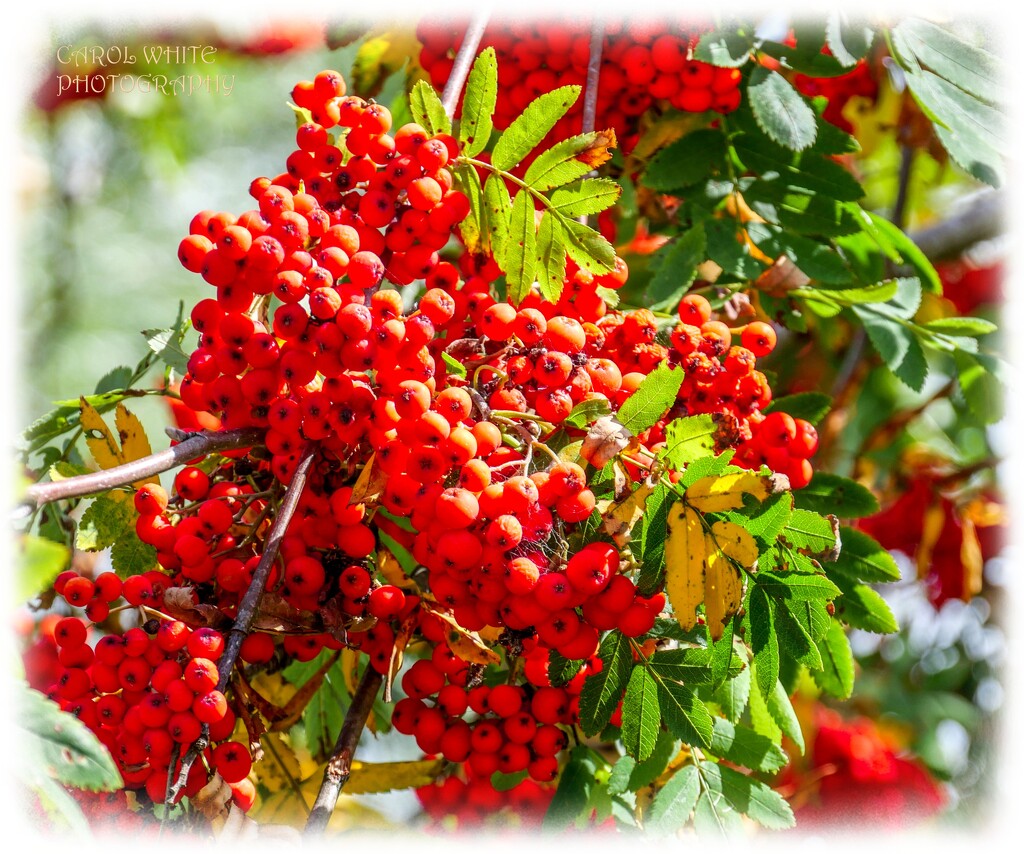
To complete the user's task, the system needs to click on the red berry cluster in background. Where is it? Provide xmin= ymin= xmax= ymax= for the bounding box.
xmin=417 ymin=21 xmax=741 ymax=160
xmin=793 ymin=57 xmax=879 ymax=134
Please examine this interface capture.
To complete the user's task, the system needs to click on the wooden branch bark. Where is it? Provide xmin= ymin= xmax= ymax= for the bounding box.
xmin=441 ymin=9 xmax=492 ymax=120
xmin=168 ymin=443 xmax=317 ymax=801
xmin=22 ymin=427 xmax=263 ymax=507
xmin=303 ymin=665 xmax=384 ymax=836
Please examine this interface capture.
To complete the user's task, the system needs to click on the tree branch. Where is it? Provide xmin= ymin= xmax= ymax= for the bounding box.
xmin=441 ymin=8 xmax=491 ymax=120
xmin=168 ymin=442 xmax=317 ymax=802
xmin=304 ymin=665 xmax=384 ymax=836
xmin=581 ymin=21 xmax=604 ymax=137
xmin=908 ymin=189 xmax=1005 ymax=263
xmin=22 ymin=427 xmax=264 ymax=508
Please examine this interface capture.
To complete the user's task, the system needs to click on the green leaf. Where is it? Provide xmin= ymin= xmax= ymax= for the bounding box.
xmin=504 ymin=190 xmax=538 ymax=305
xmin=774 ymin=601 xmax=822 ymax=669
xmin=647 ymin=765 xmax=700 ymax=834
xmin=491 ymin=85 xmax=581 ymax=172
xmin=747 ymin=66 xmax=817 ymax=151
xmin=628 ymin=731 xmax=679 ymax=790
xmin=704 ymin=218 xmax=766 ymax=280
xmin=764 ymin=392 xmax=832 ymax=425
xmin=642 ymin=130 xmax=727 ymax=191
xmin=616 ymin=364 xmax=684 ymax=435
xmin=710 ymin=719 xmax=788 ymax=774
xmin=693 ymin=787 xmax=744 ymax=836
xmin=548 ymin=650 xmax=584 ymax=687
xmin=621 ymin=666 xmax=661 ymax=761
xmin=710 ymin=654 xmax=750 ymax=722
xmin=490 ymin=770 xmax=528 ymax=792
xmin=558 ymin=214 xmax=616 ymax=273
xmin=458 ymin=47 xmax=497 ymax=157
xmin=748 ymin=664 xmax=782 ymax=745
xmin=780 ymin=509 xmax=837 ymax=558
xmin=745 ymin=223 xmax=852 ymax=285
xmin=954 ymin=350 xmax=1003 ymax=422
xmin=862 ymin=212 xmax=941 ymax=293
xmin=523 ymin=130 xmax=609 ymax=191
xmin=810 ymin=620 xmax=855 ymax=699
xmin=924 ymin=317 xmax=998 ymax=336
xmin=737 ymin=492 xmax=793 ymax=548
xmin=819 ymin=278 xmax=900 ymax=304
xmin=283 ymin=649 xmax=349 ymax=757
xmin=142 ymin=322 xmax=190 ymax=376
xmin=649 ymin=647 xmax=722 ymax=686
xmin=635 ymin=482 xmax=671 ymax=596
xmin=94 ymin=365 xmax=133 ymax=394
xmin=109 ymin=528 xmax=157 ymax=579
xmin=378 ymin=531 xmax=417 ymax=574
xmin=831 ymin=528 xmax=901 ymax=583
xmin=732 ymin=134 xmax=863 ymax=201
xmin=679 ymin=449 xmax=737 ymax=489
xmin=579 ymin=631 xmax=632 ymax=736
xmin=565 ymin=397 xmax=612 ymax=429
xmin=18 ymin=535 xmax=70 ymax=601
xmin=482 ymin=173 xmax=513 ymax=265
xmin=825 ymin=13 xmax=874 ymax=66
xmin=18 ymin=684 xmax=122 ymax=791
xmin=656 ymin=679 xmax=714 ymax=749
xmin=694 ymin=28 xmax=754 ymax=67
xmin=701 ymin=762 xmax=795 ymax=830
xmin=646 ymin=224 xmax=707 ymax=312
xmin=766 ymin=678 xmax=804 ymax=753
xmin=854 ymin=309 xmax=913 ymax=366
xmin=76 ymin=495 xmax=133 ymax=552
xmin=748 ymin=587 xmax=779 ymax=699
xmin=441 ymin=351 xmax=467 ymax=379
xmin=660 ymin=415 xmax=718 ymax=469
xmin=834 ymin=581 xmax=899 ymax=633
xmin=893 ymin=334 xmax=929 ymax=392
xmin=904 ymin=69 xmax=1006 ymax=182
xmin=891 ymin=18 xmax=1002 ymax=104
xmin=793 ymin=473 xmax=879 ymax=518
xmin=549 ymin=178 xmax=621 ymax=218
xmin=408 ymin=79 xmax=451 ymax=136
xmin=933 ymin=119 xmax=1004 ymax=187
xmin=543 ymin=746 xmax=599 ymax=828
xmin=606 ymin=755 xmax=636 ymax=796
xmin=757 ymin=571 xmax=841 ymax=602
xmin=452 ymin=162 xmax=484 ymax=255
xmin=534 ymin=212 xmax=567 ymax=304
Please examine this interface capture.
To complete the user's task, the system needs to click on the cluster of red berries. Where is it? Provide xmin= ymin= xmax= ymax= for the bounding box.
xmin=32 ymin=594 xmax=255 ymax=812
xmin=416 ymin=761 xmax=555 ymax=830
xmin=418 ymin=20 xmax=742 ymax=160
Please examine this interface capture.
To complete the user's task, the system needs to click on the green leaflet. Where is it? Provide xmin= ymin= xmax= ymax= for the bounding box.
xmin=747 ymin=66 xmax=817 ymax=151
xmin=616 ymin=364 xmax=684 ymax=435
xmin=458 ymin=47 xmax=497 ymax=157
xmin=491 ymin=85 xmax=581 ymax=171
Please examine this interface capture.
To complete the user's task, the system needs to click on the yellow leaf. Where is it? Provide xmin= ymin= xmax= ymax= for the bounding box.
xmin=350 ymin=452 xmax=386 ymax=505
xmin=421 ymin=598 xmax=501 ymax=665
xmin=600 ymin=478 xmax=656 ymax=546
xmin=79 ymin=398 xmax=123 ymax=470
xmin=259 ymin=732 xmax=304 ymax=795
xmin=703 ymin=536 xmax=744 ymax=641
xmin=192 ymin=772 xmax=234 ymax=822
xmin=377 ymin=548 xmax=419 ymax=591
xmin=664 ymin=502 xmax=707 ymax=632
xmin=305 ymin=759 xmax=444 ymax=797
xmin=78 ymin=399 xmax=158 ymax=496
xmin=708 ymin=520 xmax=759 ymax=567
xmin=684 ymin=471 xmax=785 ymax=513
xmin=340 ymin=648 xmax=362 ymax=696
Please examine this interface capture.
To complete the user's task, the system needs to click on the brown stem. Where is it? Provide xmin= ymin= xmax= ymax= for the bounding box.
xmin=581 ymin=21 xmax=605 ymax=137
xmin=907 ymin=188 xmax=1004 ymax=263
xmin=304 ymin=665 xmax=384 ymax=836
xmin=441 ymin=9 xmax=491 ymax=120
xmin=168 ymin=443 xmax=317 ymax=801
xmin=22 ymin=427 xmax=264 ymax=507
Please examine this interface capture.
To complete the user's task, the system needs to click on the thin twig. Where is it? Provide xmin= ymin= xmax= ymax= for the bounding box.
xmin=168 ymin=443 xmax=317 ymax=801
xmin=22 ymin=427 xmax=264 ymax=508
xmin=440 ymin=8 xmax=492 ymax=120
xmin=581 ymin=21 xmax=605 ymax=138
xmin=908 ymin=189 xmax=1005 ymax=263
xmin=891 ymin=144 xmax=915 ymax=231
xmin=304 ymin=665 xmax=384 ymax=836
